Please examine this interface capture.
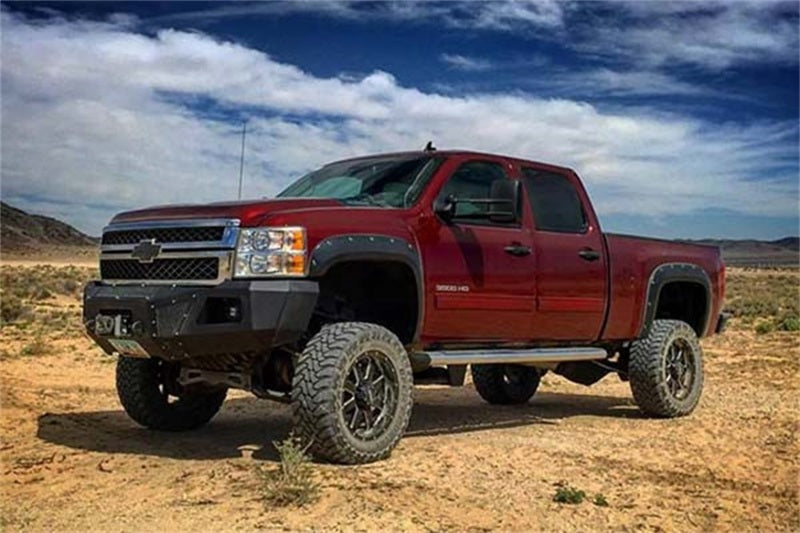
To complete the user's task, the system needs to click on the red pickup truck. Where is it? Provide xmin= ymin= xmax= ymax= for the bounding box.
xmin=84 ymin=149 xmax=726 ymax=464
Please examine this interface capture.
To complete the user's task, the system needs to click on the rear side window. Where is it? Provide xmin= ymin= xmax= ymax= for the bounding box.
xmin=437 ymin=160 xmax=508 ymax=220
xmin=522 ymin=167 xmax=586 ymax=233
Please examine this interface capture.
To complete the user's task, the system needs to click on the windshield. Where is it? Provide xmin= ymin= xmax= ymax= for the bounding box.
xmin=277 ymin=155 xmax=440 ymax=207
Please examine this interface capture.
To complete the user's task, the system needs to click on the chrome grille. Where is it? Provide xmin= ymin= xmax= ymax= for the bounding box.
xmin=101 ymin=258 xmax=219 ymax=281
xmin=102 ymin=227 xmax=225 ymax=245
xmin=99 ymin=218 xmax=239 ymax=285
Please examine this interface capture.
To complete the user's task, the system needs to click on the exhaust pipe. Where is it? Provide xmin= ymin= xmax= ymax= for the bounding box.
xmin=411 ymin=347 xmax=607 ymax=369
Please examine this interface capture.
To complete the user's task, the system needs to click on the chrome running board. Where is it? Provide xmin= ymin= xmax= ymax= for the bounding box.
xmin=412 ymin=347 xmax=607 ymax=368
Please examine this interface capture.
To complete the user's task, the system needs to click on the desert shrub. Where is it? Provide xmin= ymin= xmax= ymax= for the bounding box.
xmin=553 ymin=484 xmax=586 ymax=504
xmin=44 ymin=308 xmax=76 ymax=332
xmin=725 ymin=270 xmax=799 ymax=332
xmin=1 ymin=293 xmax=33 ymax=324
xmin=0 ymin=265 xmax=96 ymax=301
xmin=20 ymin=332 xmax=48 ymax=356
xmin=260 ymin=434 xmax=319 ymax=507
xmin=778 ymin=316 xmax=800 ymax=332
xmin=592 ymin=493 xmax=609 ymax=507
xmin=755 ymin=321 xmax=775 ymax=335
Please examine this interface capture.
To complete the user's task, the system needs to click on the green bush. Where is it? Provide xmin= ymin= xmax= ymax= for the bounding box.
xmin=553 ymin=484 xmax=586 ymax=504
xmin=778 ymin=316 xmax=800 ymax=332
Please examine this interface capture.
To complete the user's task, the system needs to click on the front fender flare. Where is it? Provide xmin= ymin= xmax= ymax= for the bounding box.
xmin=309 ymin=234 xmax=424 ymax=343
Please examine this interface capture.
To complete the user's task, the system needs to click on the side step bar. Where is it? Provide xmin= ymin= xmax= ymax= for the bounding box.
xmin=412 ymin=347 xmax=608 ymax=368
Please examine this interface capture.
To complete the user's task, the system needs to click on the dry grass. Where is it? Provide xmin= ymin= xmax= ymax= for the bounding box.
xmin=0 ymin=265 xmax=96 ymax=356
xmin=725 ymin=268 xmax=799 ymax=333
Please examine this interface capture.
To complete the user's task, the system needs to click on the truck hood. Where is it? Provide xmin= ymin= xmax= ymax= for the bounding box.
xmin=109 ymin=198 xmax=343 ymax=226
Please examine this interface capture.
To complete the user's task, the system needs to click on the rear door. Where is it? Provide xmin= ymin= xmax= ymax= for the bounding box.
xmin=420 ymin=156 xmax=536 ymax=343
xmin=521 ymin=166 xmax=607 ymax=341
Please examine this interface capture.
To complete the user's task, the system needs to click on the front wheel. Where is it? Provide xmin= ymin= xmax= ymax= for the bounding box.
xmin=116 ymin=356 xmax=227 ymax=431
xmin=291 ymin=322 xmax=414 ymax=464
xmin=629 ymin=319 xmax=704 ymax=417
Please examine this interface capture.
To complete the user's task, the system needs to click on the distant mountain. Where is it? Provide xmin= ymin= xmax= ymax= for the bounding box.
xmin=1 ymin=202 xmax=98 ymax=252
xmin=682 ymin=237 xmax=799 ymax=267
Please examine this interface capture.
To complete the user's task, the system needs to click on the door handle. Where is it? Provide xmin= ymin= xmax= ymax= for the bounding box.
xmin=504 ymin=244 xmax=532 ymax=257
xmin=578 ymin=248 xmax=601 ymax=261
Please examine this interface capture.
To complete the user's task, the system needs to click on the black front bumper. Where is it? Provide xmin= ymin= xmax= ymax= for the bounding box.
xmin=83 ymin=280 xmax=318 ymax=360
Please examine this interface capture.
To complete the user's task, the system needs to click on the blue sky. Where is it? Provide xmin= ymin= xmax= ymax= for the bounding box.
xmin=1 ymin=1 xmax=798 ymax=239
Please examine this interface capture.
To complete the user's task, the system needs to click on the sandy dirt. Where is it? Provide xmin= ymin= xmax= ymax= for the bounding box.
xmin=0 ymin=265 xmax=797 ymax=532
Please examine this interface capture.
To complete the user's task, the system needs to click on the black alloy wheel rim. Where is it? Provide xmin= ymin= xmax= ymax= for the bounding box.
xmin=664 ymin=338 xmax=695 ymax=400
xmin=341 ymin=351 xmax=399 ymax=441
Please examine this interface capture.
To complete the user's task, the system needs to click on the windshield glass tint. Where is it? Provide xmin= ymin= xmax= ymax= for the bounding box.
xmin=277 ymin=155 xmax=435 ymax=207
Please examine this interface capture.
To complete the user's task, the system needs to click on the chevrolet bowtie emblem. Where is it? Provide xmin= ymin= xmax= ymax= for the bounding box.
xmin=131 ymin=239 xmax=162 ymax=263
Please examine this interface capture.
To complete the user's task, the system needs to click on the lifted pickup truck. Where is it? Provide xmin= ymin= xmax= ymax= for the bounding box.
xmin=84 ymin=149 xmax=726 ymax=464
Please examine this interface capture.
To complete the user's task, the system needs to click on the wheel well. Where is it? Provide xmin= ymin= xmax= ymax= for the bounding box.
xmin=312 ymin=260 xmax=419 ymax=345
xmin=654 ymin=281 xmax=708 ymax=336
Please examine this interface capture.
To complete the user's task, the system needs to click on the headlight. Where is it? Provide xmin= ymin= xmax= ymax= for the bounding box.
xmin=235 ymin=226 xmax=306 ymax=277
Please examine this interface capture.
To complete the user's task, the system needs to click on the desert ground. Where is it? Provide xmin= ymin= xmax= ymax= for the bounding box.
xmin=0 ymin=262 xmax=797 ymax=532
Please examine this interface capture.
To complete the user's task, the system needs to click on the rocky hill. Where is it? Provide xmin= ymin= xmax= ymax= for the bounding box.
xmin=1 ymin=202 xmax=98 ymax=252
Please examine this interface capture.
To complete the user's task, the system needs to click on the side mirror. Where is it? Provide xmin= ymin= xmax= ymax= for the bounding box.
xmin=487 ymin=179 xmax=520 ymax=223
xmin=434 ymin=194 xmax=458 ymax=221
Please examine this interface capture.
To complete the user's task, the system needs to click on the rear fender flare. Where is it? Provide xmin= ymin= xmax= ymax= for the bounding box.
xmin=309 ymin=234 xmax=424 ymax=343
xmin=639 ymin=262 xmax=712 ymax=338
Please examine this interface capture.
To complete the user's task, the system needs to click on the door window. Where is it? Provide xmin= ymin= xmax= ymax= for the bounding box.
xmin=522 ymin=168 xmax=586 ymax=233
xmin=437 ymin=161 xmax=510 ymax=223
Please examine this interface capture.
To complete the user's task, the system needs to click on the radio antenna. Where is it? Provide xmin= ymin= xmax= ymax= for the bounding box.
xmin=237 ymin=120 xmax=247 ymax=200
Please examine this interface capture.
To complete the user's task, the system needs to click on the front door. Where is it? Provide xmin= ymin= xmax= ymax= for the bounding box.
xmin=420 ymin=157 xmax=535 ymax=343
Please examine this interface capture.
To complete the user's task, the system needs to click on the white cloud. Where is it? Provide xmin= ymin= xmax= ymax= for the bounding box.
xmin=148 ymin=1 xmax=566 ymax=31
xmin=155 ymin=1 xmax=797 ymax=71
xmin=440 ymin=53 xmax=494 ymax=72
xmin=1 ymin=10 xmax=797 ymax=236
xmin=576 ymin=1 xmax=798 ymax=70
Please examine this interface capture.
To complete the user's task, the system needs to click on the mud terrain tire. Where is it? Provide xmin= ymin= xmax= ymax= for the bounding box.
xmin=292 ymin=322 xmax=414 ymax=464
xmin=472 ymin=364 xmax=541 ymax=405
xmin=116 ymin=356 xmax=227 ymax=431
xmin=629 ymin=319 xmax=704 ymax=417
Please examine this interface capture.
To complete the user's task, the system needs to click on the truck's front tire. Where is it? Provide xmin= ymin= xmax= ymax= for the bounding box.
xmin=471 ymin=364 xmax=541 ymax=405
xmin=291 ymin=322 xmax=414 ymax=464
xmin=116 ymin=357 xmax=227 ymax=431
xmin=629 ymin=319 xmax=704 ymax=417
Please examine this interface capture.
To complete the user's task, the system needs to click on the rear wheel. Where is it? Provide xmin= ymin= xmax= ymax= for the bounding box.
xmin=472 ymin=364 xmax=541 ymax=405
xmin=629 ymin=319 xmax=704 ymax=417
xmin=292 ymin=322 xmax=413 ymax=464
xmin=116 ymin=356 xmax=227 ymax=431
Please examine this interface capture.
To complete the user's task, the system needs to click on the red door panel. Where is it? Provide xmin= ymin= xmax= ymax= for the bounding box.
xmin=521 ymin=166 xmax=608 ymax=341
xmin=422 ymin=222 xmax=535 ymax=342
xmin=418 ymin=156 xmax=535 ymax=344
xmin=531 ymin=229 xmax=607 ymax=340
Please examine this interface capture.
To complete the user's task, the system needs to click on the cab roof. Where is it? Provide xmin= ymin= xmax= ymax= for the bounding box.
xmin=328 ymin=149 xmax=575 ymax=174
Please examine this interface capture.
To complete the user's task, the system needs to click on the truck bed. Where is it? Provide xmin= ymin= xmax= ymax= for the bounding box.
xmin=602 ymin=233 xmax=724 ymax=340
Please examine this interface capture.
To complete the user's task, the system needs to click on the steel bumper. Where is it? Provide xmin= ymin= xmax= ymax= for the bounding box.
xmin=83 ymin=280 xmax=319 ymax=360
